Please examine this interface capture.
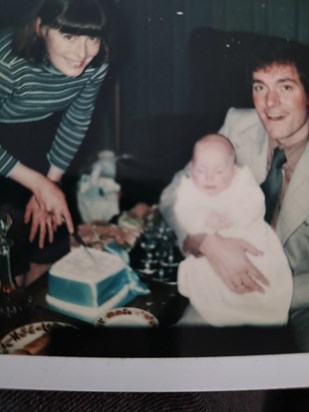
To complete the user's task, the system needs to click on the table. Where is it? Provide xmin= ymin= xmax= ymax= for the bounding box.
xmin=0 ymin=272 xmax=298 ymax=358
xmin=30 ymin=271 xmax=189 ymax=326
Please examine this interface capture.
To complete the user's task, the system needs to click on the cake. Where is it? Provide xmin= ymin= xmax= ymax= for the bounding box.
xmin=46 ymin=247 xmax=147 ymax=324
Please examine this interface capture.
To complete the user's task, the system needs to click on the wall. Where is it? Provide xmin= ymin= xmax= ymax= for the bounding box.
xmin=117 ymin=0 xmax=309 ymax=151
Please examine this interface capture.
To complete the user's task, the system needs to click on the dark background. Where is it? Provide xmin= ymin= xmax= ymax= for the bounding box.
xmin=2 ymin=0 xmax=309 ymax=162
xmin=115 ymin=0 xmax=309 ymax=152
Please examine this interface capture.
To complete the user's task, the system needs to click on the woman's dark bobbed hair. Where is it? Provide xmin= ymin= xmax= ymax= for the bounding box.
xmin=13 ymin=0 xmax=109 ymax=66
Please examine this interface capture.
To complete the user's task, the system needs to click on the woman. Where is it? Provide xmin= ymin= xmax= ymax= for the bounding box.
xmin=0 ymin=0 xmax=110 ymax=284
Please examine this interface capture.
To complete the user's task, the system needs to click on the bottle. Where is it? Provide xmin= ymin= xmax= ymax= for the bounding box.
xmin=0 ymin=213 xmax=33 ymax=329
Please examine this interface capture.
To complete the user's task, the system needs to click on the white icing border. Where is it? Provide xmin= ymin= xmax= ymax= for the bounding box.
xmin=50 ymin=247 xmax=125 ymax=282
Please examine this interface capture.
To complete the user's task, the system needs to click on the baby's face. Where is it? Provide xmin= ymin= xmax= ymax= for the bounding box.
xmin=191 ymin=144 xmax=235 ymax=196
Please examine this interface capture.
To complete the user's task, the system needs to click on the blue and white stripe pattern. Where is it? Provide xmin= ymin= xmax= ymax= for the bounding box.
xmin=0 ymin=31 xmax=108 ymax=175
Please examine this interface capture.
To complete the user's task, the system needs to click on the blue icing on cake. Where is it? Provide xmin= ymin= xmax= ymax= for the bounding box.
xmin=46 ymin=247 xmax=150 ymax=323
xmin=48 ymin=268 xmax=128 ymax=307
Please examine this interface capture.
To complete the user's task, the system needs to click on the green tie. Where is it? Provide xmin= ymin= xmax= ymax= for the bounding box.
xmin=261 ymin=148 xmax=286 ymax=224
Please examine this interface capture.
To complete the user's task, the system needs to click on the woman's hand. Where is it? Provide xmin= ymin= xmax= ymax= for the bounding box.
xmin=199 ymin=233 xmax=269 ymax=294
xmin=24 ymin=196 xmax=56 ymax=248
xmin=32 ymin=178 xmax=73 ymax=229
xmin=10 ymin=163 xmax=74 ymax=234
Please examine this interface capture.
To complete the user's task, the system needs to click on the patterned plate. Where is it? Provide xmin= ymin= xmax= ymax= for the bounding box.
xmin=96 ymin=307 xmax=159 ymax=327
xmin=0 ymin=321 xmax=72 ymax=355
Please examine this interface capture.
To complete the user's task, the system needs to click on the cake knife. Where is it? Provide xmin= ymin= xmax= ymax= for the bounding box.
xmin=72 ymin=230 xmax=97 ymax=266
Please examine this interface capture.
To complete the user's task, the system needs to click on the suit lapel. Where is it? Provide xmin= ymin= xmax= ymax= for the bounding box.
xmin=235 ymin=127 xmax=269 ymax=184
xmin=276 ymin=142 xmax=309 ymax=244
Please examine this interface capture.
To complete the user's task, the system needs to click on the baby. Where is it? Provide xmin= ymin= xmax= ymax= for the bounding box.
xmin=174 ymin=134 xmax=292 ymax=326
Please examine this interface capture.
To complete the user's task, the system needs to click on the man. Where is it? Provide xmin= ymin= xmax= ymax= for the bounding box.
xmin=159 ymin=39 xmax=309 ymax=351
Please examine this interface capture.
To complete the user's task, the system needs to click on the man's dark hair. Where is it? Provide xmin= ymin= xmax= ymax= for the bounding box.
xmin=247 ymin=38 xmax=309 ymax=96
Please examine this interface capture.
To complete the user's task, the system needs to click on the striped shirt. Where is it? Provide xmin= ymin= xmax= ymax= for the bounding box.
xmin=0 ymin=31 xmax=109 ymax=175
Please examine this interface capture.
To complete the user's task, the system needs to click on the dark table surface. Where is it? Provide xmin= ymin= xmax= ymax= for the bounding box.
xmin=0 ymin=272 xmax=299 ymax=358
xmin=30 ymin=271 xmax=189 ymax=325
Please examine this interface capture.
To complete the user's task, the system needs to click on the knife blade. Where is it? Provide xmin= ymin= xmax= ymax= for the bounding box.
xmin=72 ymin=230 xmax=98 ymax=266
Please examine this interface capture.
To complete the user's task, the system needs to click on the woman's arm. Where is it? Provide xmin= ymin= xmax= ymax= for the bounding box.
xmin=46 ymin=164 xmax=64 ymax=184
xmin=47 ymin=64 xmax=108 ymax=173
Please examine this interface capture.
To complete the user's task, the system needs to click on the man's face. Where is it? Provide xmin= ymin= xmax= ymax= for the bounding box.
xmin=252 ymin=63 xmax=309 ymax=149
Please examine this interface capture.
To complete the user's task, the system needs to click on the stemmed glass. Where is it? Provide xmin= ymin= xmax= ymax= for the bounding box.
xmin=0 ymin=212 xmax=33 ymax=328
xmin=0 ymin=212 xmax=14 ymax=290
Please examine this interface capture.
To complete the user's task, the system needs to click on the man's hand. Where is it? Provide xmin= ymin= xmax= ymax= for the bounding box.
xmin=183 ymin=233 xmax=270 ymax=293
xmin=199 ymin=233 xmax=269 ymax=293
xmin=183 ymin=233 xmax=206 ymax=256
